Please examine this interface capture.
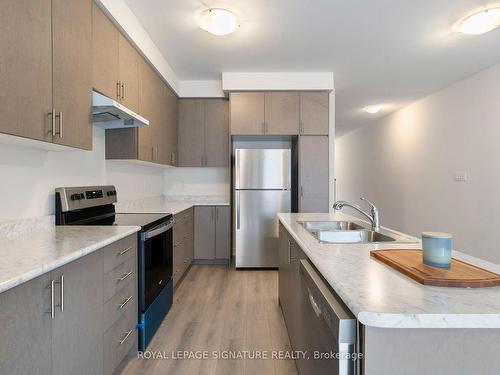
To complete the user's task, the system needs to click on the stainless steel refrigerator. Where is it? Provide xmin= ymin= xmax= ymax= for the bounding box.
xmin=234 ymin=148 xmax=291 ymax=268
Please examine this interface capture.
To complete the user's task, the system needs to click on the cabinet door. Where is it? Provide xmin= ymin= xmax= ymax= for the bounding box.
xmin=205 ymin=99 xmax=229 ymax=167
xmin=92 ymin=3 xmax=119 ymax=100
xmin=118 ymin=33 xmax=139 ymax=113
xmin=0 ymin=273 xmax=52 ymax=375
xmin=194 ymin=206 xmax=216 ymax=259
xmin=278 ymin=225 xmax=292 ymax=323
xmin=51 ymin=251 xmax=103 ymax=375
xmin=300 ymin=92 xmax=329 ymax=135
xmin=299 ymin=136 xmax=329 ymax=213
xmin=164 ymin=85 xmax=178 ymax=165
xmin=215 ymin=206 xmax=231 ymax=259
xmin=178 ymin=99 xmax=205 ymax=167
xmin=229 ymin=92 xmax=265 ymax=135
xmin=137 ymin=59 xmax=155 ymax=162
xmin=52 ymin=0 xmax=93 ymax=150
xmin=265 ymin=92 xmax=300 ymax=135
xmin=0 ymin=0 xmax=52 ymax=142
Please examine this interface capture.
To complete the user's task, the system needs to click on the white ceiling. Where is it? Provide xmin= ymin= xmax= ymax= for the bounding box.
xmin=125 ymin=0 xmax=500 ymax=134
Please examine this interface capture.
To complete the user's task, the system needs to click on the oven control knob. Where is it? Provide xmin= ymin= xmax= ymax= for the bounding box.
xmin=70 ymin=194 xmax=80 ymax=201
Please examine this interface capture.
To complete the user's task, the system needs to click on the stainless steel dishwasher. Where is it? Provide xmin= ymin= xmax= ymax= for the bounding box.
xmin=297 ymin=259 xmax=357 ymax=375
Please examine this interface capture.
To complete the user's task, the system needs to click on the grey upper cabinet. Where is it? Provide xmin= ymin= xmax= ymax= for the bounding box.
xmin=178 ymin=99 xmax=205 ymax=167
xmin=230 ymin=91 xmax=328 ymax=136
xmin=92 ymin=4 xmax=139 ymax=113
xmin=194 ymin=206 xmax=216 ymax=259
xmin=215 ymin=206 xmax=231 ymax=259
xmin=230 ymin=92 xmax=265 ymax=135
xmin=164 ymin=86 xmax=178 ymax=166
xmin=92 ymin=2 xmax=119 ymax=100
xmin=205 ymin=99 xmax=230 ymax=167
xmin=299 ymin=136 xmax=329 ymax=213
xmin=0 ymin=0 xmax=53 ymax=143
xmin=300 ymin=92 xmax=329 ymax=135
xmin=118 ymin=33 xmax=139 ymax=113
xmin=265 ymin=92 xmax=300 ymax=135
xmin=52 ymin=0 xmax=93 ymax=150
xmin=178 ymin=99 xmax=229 ymax=167
xmin=194 ymin=206 xmax=230 ymax=261
xmin=0 ymin=0 xmax=92 ymax=150
xmin=0 ymin=272 xmax=52 ymax=375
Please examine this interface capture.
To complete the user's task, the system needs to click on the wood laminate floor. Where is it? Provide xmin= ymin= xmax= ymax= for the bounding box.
xmin=119 ymin=265 xmax=297 ymax=375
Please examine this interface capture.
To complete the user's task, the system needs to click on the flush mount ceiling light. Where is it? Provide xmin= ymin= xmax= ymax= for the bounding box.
xmin=363 ymin=105 xmax=383 ymax=114
xmin=457 ymin=8 xmax=500 ymax=35
xmin=199 ymin=8 xmax=238 ymax=36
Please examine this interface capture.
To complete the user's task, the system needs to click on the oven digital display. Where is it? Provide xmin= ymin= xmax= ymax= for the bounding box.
xmin=85 ymin=190 xmax=103 ymax=199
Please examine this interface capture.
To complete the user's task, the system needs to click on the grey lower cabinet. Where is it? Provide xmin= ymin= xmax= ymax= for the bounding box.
xmin=299 ymin=135 xmax=330 ymax=213
xmin=173 ymin=207 xmax=194 ymax=288
xmin=194 ymin=206 xmax=230 ymax=262
xmin=278 ymin=224 xmax=307 ymax=370
xmin=0 ymin=272 xmax=53 ymax=375
xmin=0 ymin=234 xmax=137 ymax=375
xmin=51 ymin=250 xmax=103 ymax=375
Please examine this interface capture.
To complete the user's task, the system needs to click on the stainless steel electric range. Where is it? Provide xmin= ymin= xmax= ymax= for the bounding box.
xmin=55 ymin=185 xmax=173 ymax=351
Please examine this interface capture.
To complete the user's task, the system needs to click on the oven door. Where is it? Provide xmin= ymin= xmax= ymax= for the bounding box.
xmin=139 ymin=219 xmax=173 ymax=312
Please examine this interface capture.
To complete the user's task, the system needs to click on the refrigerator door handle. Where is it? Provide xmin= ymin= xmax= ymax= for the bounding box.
xmin=236 ymin=191 xmax=241 ymax=230
xmin=235 ymin=150 xmax=241 ymax=189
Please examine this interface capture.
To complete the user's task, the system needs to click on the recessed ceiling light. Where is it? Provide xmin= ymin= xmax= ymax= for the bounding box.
xmin=199 ymin=8 xmax=238 ymax=36
xmin=363 ymin=105 xmax=383 ymax=114
xmin=457 ymin=8 xmax=500 ymax=35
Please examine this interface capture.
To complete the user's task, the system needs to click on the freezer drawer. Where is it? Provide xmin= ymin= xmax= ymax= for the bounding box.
xmin=235 ymin=190 xmax=291 ymax=268
xmin=235 ymin=149 xmax=291 ymax=190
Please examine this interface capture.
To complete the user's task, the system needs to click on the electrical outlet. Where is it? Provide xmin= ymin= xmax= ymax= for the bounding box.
xmin=454 ymin=172 xmax=467 ymax=182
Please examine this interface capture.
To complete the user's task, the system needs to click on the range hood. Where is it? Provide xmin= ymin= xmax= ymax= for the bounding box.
xmin=92 ymin=91 xmax=149 ymax=129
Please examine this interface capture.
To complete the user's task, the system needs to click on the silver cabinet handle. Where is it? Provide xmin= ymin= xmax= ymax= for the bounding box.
xmin=55 ymin=275 xmax=64 ymax=313
xmin=121 ymin=83 xmax=125 ymax=100
xmin=117 ymin=271 xmax=132 ymax=282
xmin=288 ymin=240 xmax=297 ymax=263
xmin=117 ymin=81 xmax=121 ymax=100
xmin=47 ymin=279 xmax=55 ymax=319
xmin=119 ymin=295 xmax=133 ymax=309
xmin=118 ymin=329 xmax=133 ymax=345
xmin=300 ymin=186 xmax=304 ymax=197
xmin=118 ymin=246 xmax=132 ymax=256
xmin=300 ymin=121 xmax=304 ymax=133
xmin=57 ymin=111 xmax=63 ymax=138
xmin=151 ymin=147 xmax=154 ymax=161
xmin=49 ymin=108 xmax=56 ymax=136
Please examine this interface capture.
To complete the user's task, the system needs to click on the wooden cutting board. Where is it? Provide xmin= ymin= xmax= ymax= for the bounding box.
xmin=370 ymin=249 xmax=500 ymax=288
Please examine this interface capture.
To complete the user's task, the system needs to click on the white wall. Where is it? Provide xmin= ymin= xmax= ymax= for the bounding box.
xmin=163 ymin=168 xmax=230 ymax=197
xmin=0 ymin=127 xmax=164 ymax=222
xmin=335 ymin=61 xmax=500 ymax=264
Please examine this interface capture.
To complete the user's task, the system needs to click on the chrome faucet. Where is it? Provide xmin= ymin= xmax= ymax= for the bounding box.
xmin=333 ymin=197 xmax=380 ymax=231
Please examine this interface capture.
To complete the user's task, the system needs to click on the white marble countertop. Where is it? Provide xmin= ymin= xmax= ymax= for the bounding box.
xmin=115 ymin=195 xmax=230 ymax=215
xmin=278 ymin=212 xmax=500 ymax=329
xmin=0 ymin=219 xmax=140 ymax=294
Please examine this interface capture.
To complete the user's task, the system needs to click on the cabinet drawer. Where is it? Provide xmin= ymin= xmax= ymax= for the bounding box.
xmin=103 ymin=275 xmax=137 ymax=332
xmin=103 ymin=235 xmax=136 ymax=274
xmin=103 ymin=302 xmax=137 ymax=375
xmin=104 ymin=256 xmax=136 ymax=302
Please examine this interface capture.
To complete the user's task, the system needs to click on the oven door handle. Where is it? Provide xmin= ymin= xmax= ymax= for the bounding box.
xmin=141 ymin=219 xmax=173 ymax=241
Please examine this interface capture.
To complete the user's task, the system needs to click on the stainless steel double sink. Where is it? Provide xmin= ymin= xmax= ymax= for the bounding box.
xmin=298 ymin=220 xmax=417 ymax=244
